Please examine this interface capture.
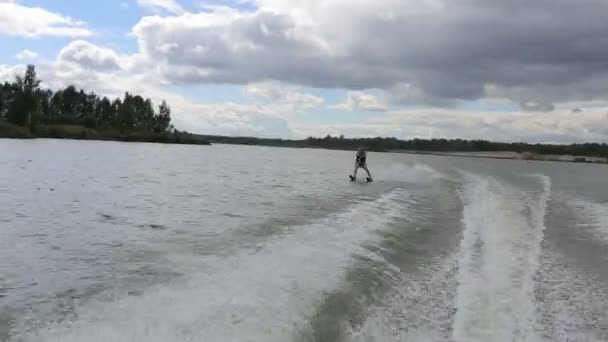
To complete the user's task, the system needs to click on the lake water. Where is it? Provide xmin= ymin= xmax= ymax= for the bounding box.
xmin=1 ymin=139 xmax=607 ymax=342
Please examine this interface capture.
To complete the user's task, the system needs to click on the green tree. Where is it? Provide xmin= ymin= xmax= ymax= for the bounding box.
xmin=154 ymin=100 xmax=171 ymax=132
xmin=82 ymin=92 xmax=98 ymax=128
xmin=37 ymin=89 xmax=53 ymax=125
xmin=131 ymin=96 xmax=154 ymax=130
xmin=111 ymin=98 xmax=122 ymax=127
xmin=96 ymin=97 xmax=115 ymax=128
xmin=7 ymin=65 xmax=41 ymax=127
xmin=0 ymin=64 xmax=184 ymax=140
xmin=118 ymin=92 xmax=136 ymax=130
xmin=50 ymin=85 xmax=80 ymax=123
xmin=141 ymin=98 xmax=156 ymax=130
xmin=0 ymin=82 xmax=15 ymax=120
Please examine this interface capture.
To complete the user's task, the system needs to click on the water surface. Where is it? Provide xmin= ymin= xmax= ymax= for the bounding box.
xmin=1 ymin=139 xmax=607 ymax=341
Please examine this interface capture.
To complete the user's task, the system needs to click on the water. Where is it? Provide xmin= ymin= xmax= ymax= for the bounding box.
xmin=1 ymin=139 xmax=607 ymax=342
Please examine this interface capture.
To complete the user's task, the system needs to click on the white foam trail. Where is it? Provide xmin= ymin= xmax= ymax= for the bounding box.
xmin=345 ymin=253 xmax=460 ymax=342
xmin=451 ymin=173 xmax=550 ymax=342
xmin=17 ymin=189 xmax=411 ymax=342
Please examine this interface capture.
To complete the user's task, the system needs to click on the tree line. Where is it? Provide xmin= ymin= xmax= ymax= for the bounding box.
xmin=202 ymin=134 xmax=608 ymax=159
xmin=0 ymin=65 xmax=173 ymax=134
xmin=308 ymin=136 xmax=608 ymax=158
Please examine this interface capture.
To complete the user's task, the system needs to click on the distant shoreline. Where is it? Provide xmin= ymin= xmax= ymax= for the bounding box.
xmin=200 ymin=135 xmax=608 ymax=165
xmin=0 ymin=122 xmax=210 ymax=145
xmin=204 ymin=140 xmax=607 ymax=164
xmin=2 ymin=127 xmax=606 ymax=164
xmin=0 ymin=135 xmax=211 ymax=146
xmin=388 ymin=149 xmax=608 ymax=164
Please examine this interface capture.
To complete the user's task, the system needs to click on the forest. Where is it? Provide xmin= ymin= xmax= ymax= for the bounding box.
xmin=0 ymin=65 xmax=209 ymax=144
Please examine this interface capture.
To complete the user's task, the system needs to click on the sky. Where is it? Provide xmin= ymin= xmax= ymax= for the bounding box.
xmin=2 ymin=0 xmax=608 ymax=142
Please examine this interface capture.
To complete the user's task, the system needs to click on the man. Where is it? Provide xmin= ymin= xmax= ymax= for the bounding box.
xmin=350 ymin=147 xmax=373 ymax=182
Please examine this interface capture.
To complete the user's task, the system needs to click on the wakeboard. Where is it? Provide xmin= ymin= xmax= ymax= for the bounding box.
xmin=349 ymin=175 xmax=373 ymax=183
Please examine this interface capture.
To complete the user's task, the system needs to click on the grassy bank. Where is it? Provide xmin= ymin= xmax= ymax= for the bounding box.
xmin=0 ymin=120 xmax=32 ymax=138
xmin=0 ymin=121 xmax=210 ymax=145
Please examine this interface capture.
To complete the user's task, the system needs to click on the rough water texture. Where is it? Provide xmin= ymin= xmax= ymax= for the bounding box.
xmin=1 ymin=139 xmax=607 ymax=342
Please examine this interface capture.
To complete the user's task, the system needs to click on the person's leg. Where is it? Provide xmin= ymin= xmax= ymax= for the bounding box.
xmin=363 ymin=165 xmax=373 ymax=180
xmin=352 ymin=165 xmax=359 ymax=177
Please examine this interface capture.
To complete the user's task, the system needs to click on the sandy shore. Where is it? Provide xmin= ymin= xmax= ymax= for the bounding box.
xmin=390 ymin=150 xmax=607 ymax=164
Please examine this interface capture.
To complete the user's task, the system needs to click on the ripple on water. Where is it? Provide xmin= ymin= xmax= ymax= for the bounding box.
xmin=137 ymin=224 xmax=169 ymax=230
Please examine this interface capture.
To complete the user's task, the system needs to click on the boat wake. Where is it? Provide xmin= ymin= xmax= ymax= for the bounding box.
xmin=451 ymin=174 xmax=550 ymax=342
xmin=14 ymin=189 xmax=412 ymax=342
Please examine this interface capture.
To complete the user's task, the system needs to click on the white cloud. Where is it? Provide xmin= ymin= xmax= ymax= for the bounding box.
xmin=9 ymin=45 xmax=608 ymax=142
xmin=244 ymin=82 xmax=283 ymax=100
xmin=170 ymin=101 xmax=295 ymax=137
xmin=290 ymin=107 xmax=608 ymax=143
xmin=0 ymin=64 xmax=25 ymax=83
xmin=12 ymin=43 xmax=295 ymax=137
xmin=281 ymin=91 xmax=324 ymax=112
xmin=136 ymin=0 xmax=184 ymax=14
xmin=334 ymin=91 xmax=387 ymax=112
xmin=57 ymin=40 xmax=123 ymax=71
xmin=0 ymin=1 xmax=92 ymax=38
xmin=131 ymin=8 xmax=333 ymax=84
xmin=15 ymin=49 xmax=39 ymax=61
xmin=6 ymin=1 xmax=608 ymax=142
xmin=126 ymin=0 xmax=608 ymax=110
xmin=243 ymin=81 xmax=324 ymax=116
xmin=373 ymin=108 xmax=608 ymax=143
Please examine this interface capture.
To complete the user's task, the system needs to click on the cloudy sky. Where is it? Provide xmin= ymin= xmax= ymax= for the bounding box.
xmin=2 ymin=0 xmax=608 ymax=142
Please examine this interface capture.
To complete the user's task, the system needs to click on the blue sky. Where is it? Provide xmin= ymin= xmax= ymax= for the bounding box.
xmin=2 ymin=1 xmax=135 ymax=57
xmin=2 ymin=0 xmax=608 ymax=142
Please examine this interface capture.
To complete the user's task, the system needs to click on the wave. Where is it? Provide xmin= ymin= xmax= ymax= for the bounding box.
xmin=564 ymin=197 xmax=608 ymax=243
xmin=372 ymin=162 xmax=449 ymax=184
xmin=345 ymin=253 xmax=460 ymax=342
xmin=14 ymin=189 xmax=413 ymax=342
xmin=535 ymin=245 xmax=608 ymax=342
xmin=451 ymin=173 xmax=550 ymax=342
xmin=337 ymin=168 xmax=464 ymax=342
xmin=537 ymin=192 xmax=608 ymax=341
